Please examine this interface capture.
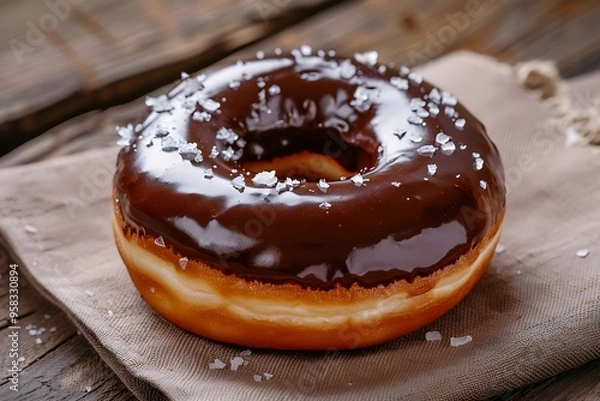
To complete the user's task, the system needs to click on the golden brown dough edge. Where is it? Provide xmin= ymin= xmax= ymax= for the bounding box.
xmin=112 ymin=199 xmax=504 ymax=350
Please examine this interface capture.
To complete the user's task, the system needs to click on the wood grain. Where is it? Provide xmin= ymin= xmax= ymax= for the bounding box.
xmin=1 ymin=0 xmax=599 ymax=400
xmin=0 ymin=0 xmax=346 ymax=156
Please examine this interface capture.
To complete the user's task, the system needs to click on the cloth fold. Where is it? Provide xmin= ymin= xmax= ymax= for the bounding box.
xmin=0 ymin=52 xmax=598 ymax=401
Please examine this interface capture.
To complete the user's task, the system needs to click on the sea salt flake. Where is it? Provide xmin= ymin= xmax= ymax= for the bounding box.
xmin=425 ymin=331 xmax=443 ymax=341
xmin=35 ymin=338 xmax=43 ymax=345
xmin=427 ymin=164 xmax=437 ymax=176
xmin=409 ymin=133 xmax=423 ymax=143
xmin=239 ymin=349 xmax=252 ymax=356
xmin=480 ymin=180 xmax=488 ymax=190
xmin=410 ymin=98 xmax=426 ymax=110
xmin=116 ymin=124 xmax=135 ymax=142
xmin=340 ymin=59 xmax=357 ymax=80
xmin=256 ymin=50 xmax=265 ymax=59
xmin=209 ymin=359 xmax=226 ymax=370
xmin=107 ymin=310 xmax=114 ymax=317
xmin=319 ymin=202 xmax=332 ymax=210
xmin=209 ymin=146 xmax=219 ymax=159
xmin=408 ymin=72 xmax=423 ymax=84
xmin=264 ymin=372 xmax=273 ymax=380
xmin=317 ymin=179 xmax=330 ymax=192
xmin=180 ymin=71 xmax=190 ymax=80
xmin=182 ymin=77 xmax=205 ymax=97
xmin=178 ymin=257 xmax=189 ymax=269
xmin=216 ymin=127 xmax=239 ymax=144
xmin=391 ymin=181 xmax=402 ymax=187
xmin=204 ymin=168 xmax=214 ymax=180
xmin=416 ymin=108 xmax=430 ymax=118
xmin=268 ymin=85 xmax=281 ymax=96
xmin=417 ymin=145 xmax=437 ymax=157
xmin=199 ymin=98 xmax=221 ymax=113
xmin=474 ymin=157 xmax=484 ymax=170
xmin=407 ymin=115 xmax=423 ymax=125
xmin=441 ymin=91 xmax=458 ymax=106
xmin=428 ymin=103 xmax=440 ymax=116
xmin=400 ymin=65 xmax=411 ymax=76
xmin=221 ymin=147 xmax=235 ymax=161
xmin=85 ymin=386 xmax=92 ymax=393
xmin=145 ymin=95 xmax=174 ymax=112
xmin=495 ymin=243 xmax=506 ymax=254
xmin=472 ymin=152 xmax=481 ymax=158
xmin=350 ymin=173 xmax=364 ymax=186
xmin=354 ymin=50 xmax=378 ymax=67
xmin=155 ymin=126 xmax=169 ymax=137
xmin=378 ymin=65 xmax=387 ymax=74
xmin=455 ymin=118 xmax=466 ymax=130
xmin=253 ymin=374 xmax=263 ymax=382
xmin=459 ymin=144 xmax=467 ymax=150
xmin=350 ymin=86 xmax=370 ymax=111
xmin=429 ymin=88 xmax=441 ymax=103
xmin=229 ymin=80 xmax=241 ymax=90
xmin=232 ymin=175 xmax=246 ymax=192
xmin=390 ymin=77 xmax=409 ymax=90
xmin=252 ymin=171 xmax=278 ymax=187
xmin=441 ymin=141 xmax=456 ymax=155
xmin=179 ymin=142 xmax=201 ymax=161
xmin=450 ymin=335 xmax=473 ymax=347
xmin=435 ymin=132 xmax=451 ymax=145
xmin=85 ymin=290 xmax=95 ymax=297
xmin=576 ymin=248 xmax=590 ymax=258
xmin=161 ymin=136 xmax=179 ymax=152
xmin=300 ymin=44 xmax=312 ymax=56
xmin=192 ymin=110 xmax=211 ymax=122
xmin=444 ymin=106 xmax=456 ymax=118
xmin=50 ymin=327 xmax=57 ymax=333
xmin=24 ymin=224 xmax=38 ymax=234
xmin=230 ymin=356 xmax=245 ymax=371
xmin=154 ymin=236 xmax=166 ymax=247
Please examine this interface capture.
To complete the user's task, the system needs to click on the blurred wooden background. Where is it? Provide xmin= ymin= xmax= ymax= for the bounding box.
xmin=1 ymin=0 xmax=599 ymax=399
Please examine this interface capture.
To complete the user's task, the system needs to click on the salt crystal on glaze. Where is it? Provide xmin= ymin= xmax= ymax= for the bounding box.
xmin=252 ymin=171 xmax=278 ymax=188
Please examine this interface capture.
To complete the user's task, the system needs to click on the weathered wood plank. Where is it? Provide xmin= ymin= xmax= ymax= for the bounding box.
xmin=0 ymin=0 xmax=347 ymax=155
xmin=487 ymin=358 xmax=600 ymax=401
xmin=0 ymin=334 xmax=135 ymax=401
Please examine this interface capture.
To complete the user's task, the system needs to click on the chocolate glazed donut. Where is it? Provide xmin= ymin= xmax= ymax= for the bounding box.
xmin=113 ymin=48 xmax=506 ymax=349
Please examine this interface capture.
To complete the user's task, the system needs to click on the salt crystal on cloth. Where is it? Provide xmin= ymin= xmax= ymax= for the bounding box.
xmin=0 ymin=52 xmax=598 ymax=401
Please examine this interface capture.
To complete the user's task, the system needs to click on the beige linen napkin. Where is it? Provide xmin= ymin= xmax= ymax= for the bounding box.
xmin=0 ymin=52 xmax=598 ymax=401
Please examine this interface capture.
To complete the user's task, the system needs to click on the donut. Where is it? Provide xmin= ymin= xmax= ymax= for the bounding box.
xmin=112 ymin=47 xmax=506 ymax=350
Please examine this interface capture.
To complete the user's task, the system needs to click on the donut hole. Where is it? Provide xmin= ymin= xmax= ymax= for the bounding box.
xmin=241 ymin=127 xmax=376 ymax=181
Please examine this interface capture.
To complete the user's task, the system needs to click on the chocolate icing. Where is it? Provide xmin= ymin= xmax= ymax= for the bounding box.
xmin=114 ymin=50 xmax=506 ymax=290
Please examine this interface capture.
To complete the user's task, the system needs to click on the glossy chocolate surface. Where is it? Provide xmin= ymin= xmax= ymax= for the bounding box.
xmin=114 ymin=49 xmax=506 ymax=290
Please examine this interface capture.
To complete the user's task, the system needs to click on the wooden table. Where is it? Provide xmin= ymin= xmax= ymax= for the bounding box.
xmin=1 ymin=0 xmax=599 ymax=399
